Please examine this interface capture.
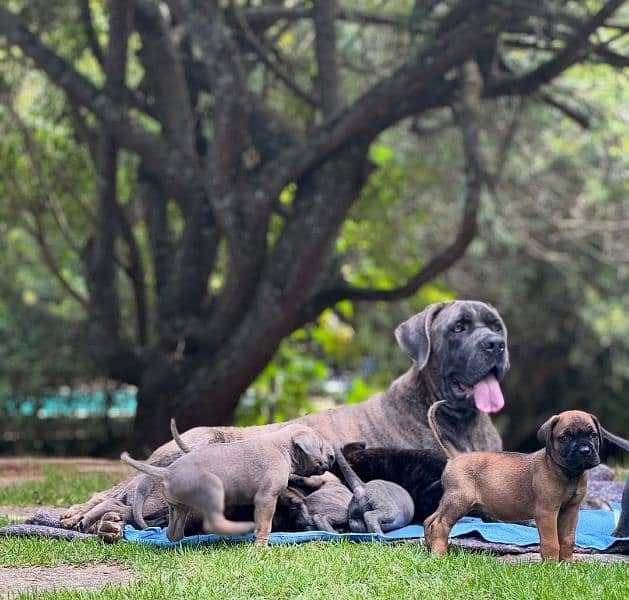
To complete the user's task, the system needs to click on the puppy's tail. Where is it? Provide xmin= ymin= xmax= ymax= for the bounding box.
xmin=170 ymin=418 xmax=192 ymax=453
xmin=427 ymin=401 xmax=461 ymax=459
xmin=333 ymin=443 xmax=365 ymax=493
xmin=602 ymin=428 xmax=629 ymax=453
xmin=203 ymin=514 xmax=255 ymax=537
xmin=121 ymin=452 xmax=168 ymax=480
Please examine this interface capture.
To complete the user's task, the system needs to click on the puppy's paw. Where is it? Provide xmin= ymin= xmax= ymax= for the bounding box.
xmin=97 ymin=512 xmax=125 ymax=543
xmin=254 ymin=537 xmax=270 ymax=548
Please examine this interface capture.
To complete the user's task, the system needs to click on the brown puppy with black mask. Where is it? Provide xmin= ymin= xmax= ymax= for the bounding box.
xmin=424 ymin=410 xmax=602 ymax=561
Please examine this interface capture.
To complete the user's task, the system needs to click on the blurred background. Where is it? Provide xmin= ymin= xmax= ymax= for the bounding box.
xmin=0 ymin=1 xmax=627 ymax=457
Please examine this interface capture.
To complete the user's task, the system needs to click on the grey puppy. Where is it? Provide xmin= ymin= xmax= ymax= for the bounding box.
xmin=333 ymin=443 xmax=414 ymax=534
xmin=62 ymin=301 xmax=510 ymax=537
xmin=121 ymin=423 xmax=334 ymax=544
xmin=287 ymin=472 xmax=352 ymax=532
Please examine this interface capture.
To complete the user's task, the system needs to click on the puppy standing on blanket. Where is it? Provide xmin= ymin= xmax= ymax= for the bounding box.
xmin=121 ymin=423 xmax=334 ymax=545
xmin=424 ymin=410 xmax=602 ymax=560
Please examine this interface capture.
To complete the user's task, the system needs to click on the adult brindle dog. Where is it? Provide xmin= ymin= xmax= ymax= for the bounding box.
xmin=61 ymin=300 xmax=510 ymax=539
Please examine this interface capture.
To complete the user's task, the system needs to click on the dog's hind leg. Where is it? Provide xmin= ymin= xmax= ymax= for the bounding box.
xmin=363 ymin=511 xmax=384 ymax=534
xmin=166 ymin=505 xmax=190 ymax=542
xmin=424 ymin=492 xmax=472 ymax=555
xmin=312 ymin=514 xmax=336 ymax=533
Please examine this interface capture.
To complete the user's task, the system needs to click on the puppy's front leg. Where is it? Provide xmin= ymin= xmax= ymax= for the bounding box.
xmin=253 ymin=493 xmax=279 ymax=546
xmin=557 ymin=505 xmax=579 ymax=561
xmin=535 ymin=506 xmax=560 ymax=560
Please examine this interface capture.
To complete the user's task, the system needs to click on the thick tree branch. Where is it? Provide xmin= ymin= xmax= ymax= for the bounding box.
xmin=313 ymin=0 xmax=341 ymax=118
xmin=87 ymin=0 xmax=132 ymax=336
xmin=0 ymin=5 xmax=204 ymax=199
xmin=300 ymin=61 xmax=485 ymax=313
xmin=488 ymin=0 xmax=625 ymax=96
xmin=257 ymin=1 xmax=504 ymax=201
xmin=135 ymin=0 xmax=196 ymax=157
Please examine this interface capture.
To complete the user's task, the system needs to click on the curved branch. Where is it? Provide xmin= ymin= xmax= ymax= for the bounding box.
xmin=232 ymin=5 xmax=319 ymax=107
xmin=257 ymin=0 xmax=501 ymax=200
xmin=301 ymin=61 xmax=484 ymax=313
xmin=313 ymin=0 xmax=341 ymax=118
xmin=488 ymin=0 xmax=625 ymax=97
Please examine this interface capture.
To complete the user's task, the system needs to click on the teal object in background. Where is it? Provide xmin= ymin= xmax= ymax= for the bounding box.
xmin=9 ymin=388 xmax=137 ymax=418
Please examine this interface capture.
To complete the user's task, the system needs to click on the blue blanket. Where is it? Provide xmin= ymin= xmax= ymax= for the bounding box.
xmin=124 ymin=504 xmax=627 ymax=551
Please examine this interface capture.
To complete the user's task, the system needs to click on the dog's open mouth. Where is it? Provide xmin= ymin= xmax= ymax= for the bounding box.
xmin=450 ymin=369 xmax=504 ymax=413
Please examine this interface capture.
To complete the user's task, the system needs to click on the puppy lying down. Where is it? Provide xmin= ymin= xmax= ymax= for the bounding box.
xmin=334 ymin=443 xmax=414 ymax=534
xmin=122 ymin=423 xmax=333 ymax=545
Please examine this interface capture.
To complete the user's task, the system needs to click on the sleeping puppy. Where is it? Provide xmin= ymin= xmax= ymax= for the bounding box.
xmin=334 ymin=443 xmax=414 ymax=533
xmin=286 ymin=472 xmax=352 ymax=532
xmin=338 ymin=442 xmax=446 ymax=522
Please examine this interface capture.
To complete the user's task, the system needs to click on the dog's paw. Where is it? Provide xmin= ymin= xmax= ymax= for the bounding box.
xmin=60 ymin=504 xmax=91 ymax=530
xmin=97 ymin=512 xmax=125 ymax=543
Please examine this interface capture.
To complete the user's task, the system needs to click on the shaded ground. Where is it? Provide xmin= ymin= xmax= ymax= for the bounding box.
xmin=0 ymin=564 xmax=136 ymax=597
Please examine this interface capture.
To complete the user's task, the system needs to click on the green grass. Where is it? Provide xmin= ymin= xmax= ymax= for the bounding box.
xmin=0 ymin=467 xmax=627 ymax=599
xmin=0 ymin=465 xmax=123 ymax=507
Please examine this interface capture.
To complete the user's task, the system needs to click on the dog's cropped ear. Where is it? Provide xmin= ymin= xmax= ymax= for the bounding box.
xmin=537 ymin=415 xmax=560 ymax=448
xmin=394 ymin=302 xmax=446 ymax=370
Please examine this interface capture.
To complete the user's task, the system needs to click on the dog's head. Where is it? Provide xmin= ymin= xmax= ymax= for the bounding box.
xmin=287 ymin=425 xmax=335 ymax=476
xmin=537 ymin=410 xmax=602 ymax=473
xmin=395 ymin=300 xmax=509 ymax=413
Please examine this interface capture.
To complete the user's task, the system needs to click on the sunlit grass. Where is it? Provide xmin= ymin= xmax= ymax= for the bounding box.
xmin=0 ymin=467 xmax=627 ymax=599
xmin=0 ymin=465 xmax=123 ymax=507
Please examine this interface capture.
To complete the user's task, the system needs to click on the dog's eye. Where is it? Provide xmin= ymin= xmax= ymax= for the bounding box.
xmin=558 ymin=434 xmax=569 ymax=443
xmin=491 ymin=322 xmax=502 ymax=333
xmin=589 ymin=431 xmax=598 ymax=439
xmin=452 ymin=322 xmax=466 ymax=333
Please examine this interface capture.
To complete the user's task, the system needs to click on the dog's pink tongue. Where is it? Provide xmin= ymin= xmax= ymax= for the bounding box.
xmin=473 ymin=374 xmax=504 ymax=413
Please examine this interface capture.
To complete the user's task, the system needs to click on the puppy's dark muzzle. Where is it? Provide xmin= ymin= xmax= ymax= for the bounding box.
xmin=568 ymin=445 xmax=600 ymax=469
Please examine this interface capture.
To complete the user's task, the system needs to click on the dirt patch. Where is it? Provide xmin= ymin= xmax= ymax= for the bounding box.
xmin=498 ymin=552 xmax=629 ymax=563
xmin=0 ymin=564 xmax=136 ymax=597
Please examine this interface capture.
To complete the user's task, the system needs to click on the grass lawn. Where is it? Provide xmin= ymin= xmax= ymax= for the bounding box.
xmin=0 ymin=464 xmax=627 ymax=600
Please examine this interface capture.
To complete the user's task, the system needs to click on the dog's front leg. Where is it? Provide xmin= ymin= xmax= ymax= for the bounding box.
xmin=557 ymin=505 xmax=579 ymax=561
xmin=253 ymin=493 xmax=279 ymax=546
xmin=535 ymin=506 xmax=560 ymax=560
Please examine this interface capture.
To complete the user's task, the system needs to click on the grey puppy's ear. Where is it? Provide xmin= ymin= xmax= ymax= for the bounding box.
xmin=394 ymin=302 xmax=446 ymax=370
xmin=537 ymin=415 xmax=560 ymax=448
xmin=293 ymin=432 xmax=320 ymax=458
